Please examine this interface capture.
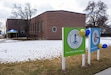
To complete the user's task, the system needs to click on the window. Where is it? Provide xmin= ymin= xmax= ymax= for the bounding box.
xmin=52 ymin=26 xmax=57 ymax=32
xmin=20 ymin=30 xmax=25 ymax=34
xmin=38 ymin=22 xmax=40 ymax=32
xmin=41 ymin=21 xmax=44 ymax=32
xmin=37 ymin=22 xmax=39 ymax=32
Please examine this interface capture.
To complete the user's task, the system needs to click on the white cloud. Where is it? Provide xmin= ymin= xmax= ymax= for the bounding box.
xmin=0 ymin=0 xmax=111 ymax=28
xmin=37 ymin=4 xmax=53 ymax=14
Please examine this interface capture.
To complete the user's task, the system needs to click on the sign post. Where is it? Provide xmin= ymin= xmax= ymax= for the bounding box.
xmin=62 ymin=27 xmax=86 ymax=70
xmin=97 ymin=49 xmax=100 ymax=60
xmin=82 ymin=54 xmax=86 ymax=67
xmin=62 ymin=28 xmax=66 ymax=70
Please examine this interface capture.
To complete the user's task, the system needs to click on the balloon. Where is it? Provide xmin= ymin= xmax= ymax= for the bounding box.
xmin=98 ymin=44 xmax=102 ymax=48
xmin=79 ymin=29 xmax=85 ymax=36
xmin=80 ymin=29 xmax=85 ymax=32
xmin=85 ymin=29 xmax=90 ymax=36
xmin=102 ymin=44 xmax=108 ymax=48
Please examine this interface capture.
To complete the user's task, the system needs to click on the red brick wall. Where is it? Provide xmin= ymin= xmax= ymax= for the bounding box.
xmin=30 ymin=12 xmax=48 ymax=39
xmin=45 ymin=11 xmax=85 ymax=40
xmin=6 ymin=19 xmax=26 ymax=37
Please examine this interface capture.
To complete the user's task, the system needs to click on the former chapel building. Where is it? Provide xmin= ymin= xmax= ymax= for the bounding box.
xmin=6 ymin=10 xmax=85 ymax=40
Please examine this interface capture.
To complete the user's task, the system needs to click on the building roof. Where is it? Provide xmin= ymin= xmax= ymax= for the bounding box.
xmin=32 ymin=10 xmax=85 ymax=20
xmin=45 ymin=10 xmax=85 ymax=15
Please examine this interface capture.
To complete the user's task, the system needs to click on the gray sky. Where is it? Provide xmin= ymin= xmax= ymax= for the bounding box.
xmin=0 ymin=0 xmax=111 ymax=27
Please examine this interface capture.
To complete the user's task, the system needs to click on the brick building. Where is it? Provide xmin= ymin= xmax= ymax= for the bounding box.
xmin=6 ymin=19 xmax=26 ymax=38
xmin=6 ymin=10 xmax=85 ymax=39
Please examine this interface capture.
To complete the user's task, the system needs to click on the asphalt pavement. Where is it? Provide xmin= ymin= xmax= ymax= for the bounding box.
xmin=95 ymin=67 xmax=111 ymax=75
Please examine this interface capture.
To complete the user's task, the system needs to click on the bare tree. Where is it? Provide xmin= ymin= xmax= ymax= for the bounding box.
xmin=11 ymin=3 xmax=37 ymax=39
xmin=84 ymin=1 xmax=108 ymax=27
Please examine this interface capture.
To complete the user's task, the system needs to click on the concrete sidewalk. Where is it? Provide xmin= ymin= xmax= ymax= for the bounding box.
xmin=95 ymin=67 xmax=111 ymax=75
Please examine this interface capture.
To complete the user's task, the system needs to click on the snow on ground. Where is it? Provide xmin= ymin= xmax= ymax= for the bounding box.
xmin=0 ymin=37 xmax=111 ymax=63
xmin=0 ymin=39 xmax=62 ymax=63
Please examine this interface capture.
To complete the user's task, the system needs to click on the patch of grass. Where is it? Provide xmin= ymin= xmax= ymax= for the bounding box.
xmin=0 ymin=46 xmax=111 ymax=75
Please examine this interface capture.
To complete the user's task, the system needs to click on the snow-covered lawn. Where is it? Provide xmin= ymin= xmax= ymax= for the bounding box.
xmin=0 ymin=37 xmax=111 ymax=63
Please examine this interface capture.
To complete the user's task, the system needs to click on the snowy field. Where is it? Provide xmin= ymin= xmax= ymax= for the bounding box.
xmin=0 ymin=37 xmax=111 ymax=63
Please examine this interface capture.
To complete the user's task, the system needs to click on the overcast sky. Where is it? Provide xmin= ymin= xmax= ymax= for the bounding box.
xmin=0 ymin=0 xmax=111 ymax=27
